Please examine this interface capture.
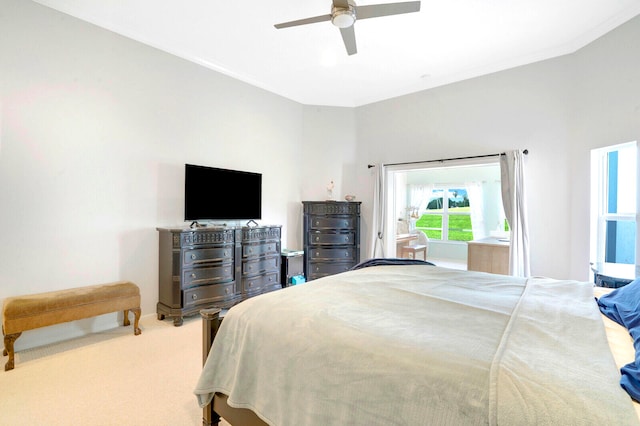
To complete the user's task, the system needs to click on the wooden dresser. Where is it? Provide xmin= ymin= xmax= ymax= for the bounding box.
xmin=467 ymin=237 xmax=510 ymax=275
xmin=156 ymin=225 xmax=281 ymax=326
xmin=303 ymin=201 xmax=361 ymax=281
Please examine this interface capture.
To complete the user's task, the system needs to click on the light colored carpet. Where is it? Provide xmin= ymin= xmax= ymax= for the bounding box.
xmin=0 ymin=314 xmax=230 ymax=426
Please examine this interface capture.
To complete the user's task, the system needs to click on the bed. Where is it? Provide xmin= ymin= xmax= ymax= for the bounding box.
xmin=194 ymin=262 xmax=640 ymax=425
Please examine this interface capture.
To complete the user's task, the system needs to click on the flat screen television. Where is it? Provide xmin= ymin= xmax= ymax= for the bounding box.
xmin=184 ymin=164 xmax=262 ymax=222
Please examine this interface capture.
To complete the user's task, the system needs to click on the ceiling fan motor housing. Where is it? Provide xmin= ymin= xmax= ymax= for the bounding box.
xmin=331 ymin=1 xmax=356 ymax=28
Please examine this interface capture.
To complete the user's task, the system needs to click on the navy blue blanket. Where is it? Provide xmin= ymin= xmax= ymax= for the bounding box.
xmin=597 ymin=278 xmax=640 ymax=401
xmin=350 ymin=258 xmax=435 ymax=270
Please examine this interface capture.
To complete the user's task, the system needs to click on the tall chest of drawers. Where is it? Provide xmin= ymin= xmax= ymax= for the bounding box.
xmin=303 ymin=201 xmax=361 ymax=281
xmin=240 ymin=226 xmax=282 ymax=298
xmin=157 ymin=225 xmax=281 ymax=326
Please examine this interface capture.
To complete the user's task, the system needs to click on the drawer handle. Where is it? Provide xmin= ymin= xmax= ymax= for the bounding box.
xmin=315 ymin=252 xmax=319 ymax=257
xmin=268 ymin=276 xmax=273 ymax=282
xmin=344 ymin=221 xmax=348 ymax=227
xmin=224 ymin=251 xmax=228 ymax=257
xmin=225 ymin=288 xmax=230 ymax=294
xmin=345 ymin=252 xmax=349 ymax=257
xmin=249 ymin=282 xmax=253 ymax=288
xmin=249 ymin=248 xmax=253 ymax=254
xmin=315 ymin=236 xmax=320 ymax=242
xmin=192 ymin=294 xmax=198 ymax=300
xmin=191 ymin=273 xmax=196 ymax=278
xmin=191 ymin=254 xmax=196 ymax=260
xmin=345 ymin=236 xmax=349 ymax=241
xmin=315 ymin=221 xmax=320 ymax=226
xmin=315 ymin=266 xmax=320 ymax=272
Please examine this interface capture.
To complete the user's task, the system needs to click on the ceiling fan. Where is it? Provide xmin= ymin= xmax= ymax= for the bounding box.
xmin=274 ymin=0 xmax=421 ymax=55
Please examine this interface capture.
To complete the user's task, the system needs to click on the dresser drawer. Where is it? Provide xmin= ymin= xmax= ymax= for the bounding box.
xmin=242 ymin=241 xmax=279 ymax=258
xmin=309 ymin=216 xmax=355 ymax=230
xmin=308 ymin=247 xmax=356 ymax=261
xmin=307 ymin=262 xmax=354 ymax=278
xmin=182 ymin=246 xmax=233 ymax=267
xmin=242 ymin=256 xmax=279 ymax=276
xmin=242 ymin=271 xmax=279 ymax=294
xmin=182 ymin=263 xmax=234 ymax=288
xmin=179 ymin=230 xmax=235 ymax=247
xmin=308 ymin=232 xmax=355 ymax=245
xmin=183 ymin=282 xmax=235 ymax=308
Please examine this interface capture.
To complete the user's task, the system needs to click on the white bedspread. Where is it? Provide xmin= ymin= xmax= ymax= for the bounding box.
xmin=194 ymin=265 xmax=638 ymax=425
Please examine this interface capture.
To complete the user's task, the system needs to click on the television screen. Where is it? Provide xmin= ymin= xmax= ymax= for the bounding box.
xmin=184 ymin=164 xmax=262 ymax=221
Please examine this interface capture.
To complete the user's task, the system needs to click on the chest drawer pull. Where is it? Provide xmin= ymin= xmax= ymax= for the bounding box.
xmin=191 ymin=254 xmax=197 ymax=260
xmin=192 ymin=294 xmax=198 ymax=300
xmin=191 ymin=273 xmax=196 ymax=278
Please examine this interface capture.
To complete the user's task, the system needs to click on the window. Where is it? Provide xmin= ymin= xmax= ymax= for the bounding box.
xmin=590 ymin=142 xmax=637 ymax=266
xmin=387 ymin=162 xmax=505 ymax=260
xmin=417 ymin=187 xmax=473 ymax=241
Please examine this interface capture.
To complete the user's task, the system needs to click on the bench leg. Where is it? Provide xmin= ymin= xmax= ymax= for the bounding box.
xmin=124 ymin=308 xmax=142 ymax=335
xmin=3 ymin=332 xmax=21 ymax=371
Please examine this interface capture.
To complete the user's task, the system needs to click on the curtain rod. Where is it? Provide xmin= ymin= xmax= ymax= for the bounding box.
xmin=367 ymin=149 xmax=528 ymax=168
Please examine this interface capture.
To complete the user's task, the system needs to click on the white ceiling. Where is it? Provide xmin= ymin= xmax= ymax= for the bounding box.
xmin=33 ymin=0 xmax=640 ymax=107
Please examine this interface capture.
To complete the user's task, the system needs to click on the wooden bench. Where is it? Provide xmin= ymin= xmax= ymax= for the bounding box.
xmin=2 ymin=281 xmax=141 ymax=371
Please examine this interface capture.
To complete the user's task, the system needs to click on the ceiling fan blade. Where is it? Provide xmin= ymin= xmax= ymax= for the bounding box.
xmin=356 ymin=1 xmax=421 ymax=20
xmin=333 ymin=0 xmax=350 ymax=8
xmin=274 ymin=14 xmax=332 ymax=29
xmin=340 ymin=26 xmax=357 ymax=55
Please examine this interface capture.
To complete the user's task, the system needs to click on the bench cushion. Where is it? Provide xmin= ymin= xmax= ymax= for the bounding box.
xmin=2 ymin=281 xmax=140 ymax=335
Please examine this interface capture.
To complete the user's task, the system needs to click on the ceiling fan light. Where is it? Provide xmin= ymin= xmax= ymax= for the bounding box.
xmin=332 ymin=9 xmax=356 ymax=28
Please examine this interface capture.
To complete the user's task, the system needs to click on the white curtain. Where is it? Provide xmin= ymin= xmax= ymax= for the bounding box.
xmin=370 ymin=163 xmax=386 ymax=258
xmin=465 ymin=181 xmax=487 ymax=240
xmin=500 ymin=150 xmax=531 ymax=277
xmin=409 ymin=184 xmax=433 ymax=214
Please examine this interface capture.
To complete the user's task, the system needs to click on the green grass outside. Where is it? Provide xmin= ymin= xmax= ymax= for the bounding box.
xmin=415 ymin=208 xmax=473 ymax=241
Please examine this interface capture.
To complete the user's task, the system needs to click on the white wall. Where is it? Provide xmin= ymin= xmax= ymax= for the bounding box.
xmin=567 ymin=17 xmax=640 ymax=279
xmin=354 ymin=15 xmax=640 ymax=281
xmin=355 ymin=57 xmax=572 ymax=278
xmin=0 ymin=0 xmax=341 ymax=349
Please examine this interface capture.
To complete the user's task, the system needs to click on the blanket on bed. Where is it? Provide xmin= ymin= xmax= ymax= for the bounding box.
xmin=350 ymin=257 xmax=435 ymax=270
xmin=195 ymin=265 xmax=638 ymax=425
xmin=598 ymin=278 xmax=640 ymax=401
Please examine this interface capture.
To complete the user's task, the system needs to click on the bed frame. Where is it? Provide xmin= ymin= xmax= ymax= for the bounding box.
xmin=201 ymin=308 xmax=268 ymax=426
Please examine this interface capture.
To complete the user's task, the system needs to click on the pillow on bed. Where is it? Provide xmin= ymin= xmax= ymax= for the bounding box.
xmin=597 ymin=278 xmax=640 ymax=401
